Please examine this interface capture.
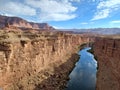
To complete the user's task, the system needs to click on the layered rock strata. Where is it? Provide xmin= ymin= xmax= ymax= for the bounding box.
xmin=0 ymin=15 xmax=54 ymax=30
xmin=0 ymin=31 xmax=92 ymax=90
xmin=94 ymin=37 xmax=120 ymax=90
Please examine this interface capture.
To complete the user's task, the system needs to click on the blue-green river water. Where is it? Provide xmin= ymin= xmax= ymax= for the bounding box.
xmin=65 ymin=47 xmax=97 ymax=90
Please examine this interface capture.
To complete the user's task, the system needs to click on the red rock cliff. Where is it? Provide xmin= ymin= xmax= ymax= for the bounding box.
xmin=0 ymin=15 xmax=54 ymax=30
xmin=0 ymin=31 xmax=92 ymax=90
xmin=94 ymin=37 xmax=120 ymax=90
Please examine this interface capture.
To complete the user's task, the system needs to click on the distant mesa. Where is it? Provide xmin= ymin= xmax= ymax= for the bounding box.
xmin=0 ymin=15 xmax=54 ymax=30
xmin=0 ymin=15 xmax=120 ymax=35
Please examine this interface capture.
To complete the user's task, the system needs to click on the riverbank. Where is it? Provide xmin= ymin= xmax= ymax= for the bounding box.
xmin=34 ymin=53 xmax=80 ymax=90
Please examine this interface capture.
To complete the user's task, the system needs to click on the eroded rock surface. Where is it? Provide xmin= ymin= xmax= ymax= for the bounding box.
xmin=94 ymin=37 xmax=120 ymax=90
xmin=0 ymin=30 xmax=93 ymax=90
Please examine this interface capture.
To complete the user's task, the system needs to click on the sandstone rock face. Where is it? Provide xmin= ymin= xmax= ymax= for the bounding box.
xmin=0 ymin=31 xmax=92 ymax=90
xmin=94 ymin=37 xmax=120 ymax=90
xmin=0 ymin=15 xmax=54 ymax=30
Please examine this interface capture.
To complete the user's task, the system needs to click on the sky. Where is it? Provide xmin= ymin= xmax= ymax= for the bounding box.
xmin=0 ymin=0 xmax=120 ymax=29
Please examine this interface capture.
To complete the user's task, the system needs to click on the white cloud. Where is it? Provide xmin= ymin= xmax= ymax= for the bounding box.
xmin=110 ymin=20 xmax=120 ymax=24
xmin=0 ymin=0 xmax=36 ymax=16
xmin=40 ymin=13 xmax=76 ymax=21
xmin=25 ymin=0 xmax=78 ymax=21
xmin=80 ymin=22 xmax=88 ymax=25
xmin=97 ymin=0 xmax=120 ymax=9
xmin=69 ymin=0 xmax=80 ymax=2
xmin=0 ymin=0 xmax=78 ymax=21
xmin=92 ymin=0 xmax=120 ymax=20
xmin=92 ymin=9 xmax=110 ymax=20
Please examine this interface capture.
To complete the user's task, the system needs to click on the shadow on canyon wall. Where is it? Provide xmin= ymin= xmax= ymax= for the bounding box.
xmin=34 ymin=53 xmax=80 ymax=90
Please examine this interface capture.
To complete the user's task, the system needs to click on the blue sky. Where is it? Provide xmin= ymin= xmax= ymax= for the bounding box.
xmin=0 ymin=0 xmax=120 ymax=29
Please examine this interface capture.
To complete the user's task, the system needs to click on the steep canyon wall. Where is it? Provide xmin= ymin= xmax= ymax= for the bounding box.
xmin=94 ymin=37 xmax=120 ymax=90
xmin=0 ymin=31 xmax=92 ymax=90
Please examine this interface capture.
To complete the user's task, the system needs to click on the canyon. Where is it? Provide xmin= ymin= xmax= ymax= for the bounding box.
xmin=0 ymin=29 xmax=94 ymax=90
xmin=93 ymin=36 xmax=120 ymax=90
xmin=0 ymin=15 xmax=120 ymax=90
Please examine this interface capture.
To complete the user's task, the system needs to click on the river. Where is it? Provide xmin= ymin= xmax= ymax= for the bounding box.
xmin=65 ymin=47 xmax=97 ymax=90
